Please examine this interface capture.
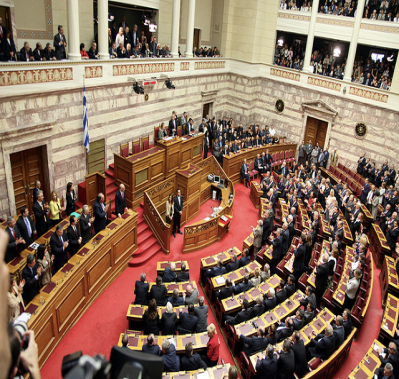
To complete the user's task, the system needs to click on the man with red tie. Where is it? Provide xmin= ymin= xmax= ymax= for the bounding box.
xmin=67 ymin=215 xmax=82 ymax=257
xmin=115 ymin=183 xmax=127 ymax=217
xmin=5 ymin=216 xmax=25 ymax=263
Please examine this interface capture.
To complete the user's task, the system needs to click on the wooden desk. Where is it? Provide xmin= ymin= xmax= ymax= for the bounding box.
xmin=234 ymin=290 xmax=304 ymax=338
xmin=250 ymin=181 xmax=263 ymax=209
xmin=210 ymin=261 xmax=261 ymax=291
xmin=348 ymin=340 xmax=386 ymax=379
xmin=378 ymin=293 xmax=399 ymax=344
xmin=379 ymin=256 xmax=399 ymax=307
xmin=162 ymin=364 xmax=230 ymax=379
xmin=307 ymin=241 xmax=329 ymax=289
xmin=361 ymin=204 xmax=374 ymax=226
xmin=200 ymin=246 xmax=242 ymax=277
xmin=222 ymin=143 xmax=297 ymax=184
xmin=26 ymin=210 xmax=138 ymax=368
xmin=157 ymin=261 xmax=190 ymax=275
xmin=332 ymin=247 xmax=356 ymax=308
xmin=148 ymin=281 xmax=197 ymax=296
xmin=114 ymin=147 xmax=166 ymax=209
xmin=118 ymin=332 xmax=209 ymax=353
xmin=221 ymin=274 xmax=281 ymax=315
xmin=370 ymin=223 xmax=391 ymax=269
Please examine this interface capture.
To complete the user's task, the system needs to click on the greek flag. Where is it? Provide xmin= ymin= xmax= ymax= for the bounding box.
xmin=83 ymin=87 xmax=89 ymax=153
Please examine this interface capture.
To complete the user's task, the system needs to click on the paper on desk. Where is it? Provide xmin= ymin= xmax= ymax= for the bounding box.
xmin=351 ymin=262 xmax=358 ymax=271
xmin=374 ymin=343 xmax=380 ymax=351
xmin=29 ymin=242 xmax=40 ymax=250
xmin=204 ymin=217 xmax=211 ymax=221
xmin=215 ymin=277 xmax=225 ymax=285
xmin=197 ymin=371 xmax=211 ymax=379
xmin=169 ymin=338 xmax=176 ymax=347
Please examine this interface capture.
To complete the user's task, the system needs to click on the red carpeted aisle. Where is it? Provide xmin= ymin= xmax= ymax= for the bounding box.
xmin=41 ymin=182 xmax=257 ymax=379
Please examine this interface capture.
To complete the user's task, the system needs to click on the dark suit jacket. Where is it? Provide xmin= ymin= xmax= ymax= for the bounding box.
xmin=292 ymin=340 xmax=308 ymax=378
xmin=16 ymin=216 xmax=36 ymax=250
xmin=255 ymin=356 xmax=277 ymax=378
xmin=150 ymin=284 xmax=167 ymax=306
xmin=343 ymin=319 xmax=352 ymax=337
xmin=380 ymin=350 xmax=399 ymax=376
xmin=276 ymin=326 xmax=293 ymax=342
xmin=168 ymin=119 xmax=177 ymax=135
xmin=93 ymin=199 xmax=107 ymax=232
xmin=181 ymin=353 xmax=207 ymax=371
xmin=277 ymin=349 xmax=295 ymax=379
xmin=293 ymin=244 xmax=306 ymax=271
xmin=54 ymin=33 xmax=67 ymax=59
xmin=67 ymin=224 xmax=81 ymax=256
xmin=272 ymin=237 xmax=282 ymax=260
xmin=194 ymin=305 xmax=208 ymax=332
xmin=179 ymin=312 xmax=198 ymax=333
xmin=22 ymin=264 xmax=40 ymax=303
xmin=218 ymin=286 xmax=233 ymax=300
xmin=134 ymin=280 xmax=149 ymax=305
xmin=33 ymin=201 xmax=48 ymax=237
xmin=239 ymin=255 xmax=251 ymax=267
xmin=333 ymin=326 xmax=345 ymax=347
xmin=226 ymin=308 xmax=251 ymax=325
xmin=66 ymin=190 xmax=76 ymax=215
xmin=226 ymin=260 xmax=239 ymax=273
xmin=174 ymin=196 xmax=183 ymax=215
xmin=250 ymin=303 xmax=265 ymax=318
xmin=19 ymin=47 xmax=33 ymax=61
xmin=5 ymin=226 xmax=21 ymax=263
xmin=161 ymin=312 xmax=177 ymax=335
xmin=177 ymin=271 xmax=190 ymax=282
xmin=80 ymin=213 xmax=92 ymax=244
xmin=142 ymin=343 xmax=161 ymax=356
xmin=315 ymin=262 xmax=329 ymax=291
xmin=1 ymin=37 xmax=16 ymax=60
xmin=163 ymin=267 xmax=177 ymax=283
xmin=308 ymin=334 xmax=335 ymax=360
xmin=264 ymin=296 xmax=277 ymax=311
xmin=276 ymin=288 xmax=287 ymax=304
xmin=387 ymin=227 xmax=399 ymax=250
xmin=50 ymin=231 xmax=69 ymax=270
xmin=115 ymin=190 xmax=127 ymax=216
xmin=241 ymin=335 xmax=269 ymax=356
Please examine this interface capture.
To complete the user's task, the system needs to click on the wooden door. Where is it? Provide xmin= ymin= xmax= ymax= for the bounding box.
xmin=10 ymin=146 xmax=45 ymax=215
xmin=87 ymin=139 xmax=105 ymax=175
xmin=203 ymin=103 xmax=210 ymax=119
xmin=304 ymin=116 xmax=328 ymax=149
xmin=194 ymin=29 xmax=201 ymax=50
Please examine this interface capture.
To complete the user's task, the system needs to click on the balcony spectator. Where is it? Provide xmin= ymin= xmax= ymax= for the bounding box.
xmin=80 ymin=43 xmax=89 ymax=60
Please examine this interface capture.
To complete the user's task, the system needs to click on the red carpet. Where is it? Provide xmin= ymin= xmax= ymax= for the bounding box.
xmin=40 ymin=182 xmax=256 ymax=379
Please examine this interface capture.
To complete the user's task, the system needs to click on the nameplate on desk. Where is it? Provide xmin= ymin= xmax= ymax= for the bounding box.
xmin=10 ymin=256 xmax=23 ymax=266
xmin=78 ymin=247 xmax=90 ymax=257
xmin=108 ymin=222 xmax=118 ymax=230
xmin=29 ymin=242 xmax=40 ymax=250
xmin=61 ymin=263 xmax=74 ymax=273
xmin=122 ymin=213 xmax=130 ymax=220
xmin=25 ymin=304 xmax=38 ymax=314
xmin=43 ymin=230 xmax=53 ymax=239
xmin=42 ymin=282 xmax=56 ymax=294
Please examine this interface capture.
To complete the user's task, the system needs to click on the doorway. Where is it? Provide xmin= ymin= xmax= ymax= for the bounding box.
xmin=10 ymin=146 xmax=46 ymax=215
xmin=203 ymin=102 xmax=213 ymax=119
xmin=0 ymin=6 xmax=12 ymax=37
xmin=304 ymin=116 xmax=328 ymax=149
xmin=87 ymin=139 xmax=105 ymax=175
xmin=194 ymin=28 xmax=201 ymax=49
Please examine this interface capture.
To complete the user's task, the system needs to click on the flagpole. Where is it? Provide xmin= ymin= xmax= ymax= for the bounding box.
xmin=83 ymin=74 xmax=90 ymax=154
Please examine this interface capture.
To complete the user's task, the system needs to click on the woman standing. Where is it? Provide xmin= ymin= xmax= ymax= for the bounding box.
xmin=343 ymin=268 xmax=362 ymax=310
xmin=37 ymin=244 xmax=54 ymax=286
xmin=165 ymin=194 xmax=174 ymax=225
xmin=66 ymin=182 xmax=77 ymax=216
xmin=8 ymin=276 xmax=25 ymax=322
xmin=49 ymin=190 xmax=66 ymax=226
xmin=203 ymin=131 xmax=210 ymax=159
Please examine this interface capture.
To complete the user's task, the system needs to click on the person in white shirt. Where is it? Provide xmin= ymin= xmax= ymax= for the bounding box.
xmin=269 ymin=126 xmax=276 ymax=137
xmin=343 ymin=268 xmax=361 ymax=310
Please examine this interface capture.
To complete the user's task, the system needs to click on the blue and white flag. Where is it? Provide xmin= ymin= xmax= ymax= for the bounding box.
xmin=83 ymin=87 xmax=89 ymax=153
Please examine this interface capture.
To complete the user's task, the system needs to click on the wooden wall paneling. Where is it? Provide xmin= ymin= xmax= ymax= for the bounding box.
xmin=87 ymin=247 xmax=113 ymax=293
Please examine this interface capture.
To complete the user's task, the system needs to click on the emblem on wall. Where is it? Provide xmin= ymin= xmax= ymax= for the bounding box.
xmin=145 ymin=93 xmax=149 ymax=102
xmin=275 ymin=99 xmax=285 ymax=114
xmin=355 ymin=123 xmax=367 ymax=138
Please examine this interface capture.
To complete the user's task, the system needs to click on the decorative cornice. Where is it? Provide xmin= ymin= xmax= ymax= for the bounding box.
xmin=0 ymin=121 xmax=55 ymax=141
xmin=349 ymin=86 xmax=388 ymax=103
xmin=112 ymin=62 xmax=175 ymax=76
xmin=278 ymin=12 xmax=311 ymax=21
xmin=307 ymin=76 xmax=341 ymax=91
xmin=194 ymin=61 xmax=225 ymax=70
xmin=316 ymin=16 xmax=354 ymax=27
xmin=180 ymin=62 xmax=190 ymax=71
xmin=360 ymin=23 xmax=399 ymax=33
xmin=0 ymin=67 xmax=73 ymax=86
xmin=270 ymin=67 xmax=300 ymax=81
xmin=85 ymin=66 xmax=103 ymax=79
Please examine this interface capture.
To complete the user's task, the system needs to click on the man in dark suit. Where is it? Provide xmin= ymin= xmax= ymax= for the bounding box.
xmin=32 ymin=190 xmax=49 ymax=237
xmin=360 ymin=178 xmax=371 ymax=204
xmin=293 ymin=235 xmax=306 ymax=285
xmin=80 ymin=205 xmax=94 ymax=244
xmin=163 ymin=263 xmax=177 ymax=282
xmin=255 ymin=345 xmax=278 ymax=378
xmin=205 ymin=259 xmax=226 ymax=282
xmin=149 ymin=276 xmax=167 ymax=306
xmin=177 ymin=262 xmax=190 ymax=282
xmin=5 ymin=216 xmax=25 ymax=263
xmin=291 ymin=331 xmax=308 ymax=378
xmin=93 ymin=193 xmax=109 ymax=235
xmin=181 ymin=342 xmax=207 ymax=371
xmin=16 ymin=206 xmax=37 ymax=250
xmin=217 ymin=278 xmax=233 ymax=300
xmin=262 ymin=210 xmax=272 ymax=245
xmin=20 ymin=42 xmax=34 ymax=61
xmin=314 ymin=253 xmax=330 ymax=308
xmin=168 ymin=114 xmax=177 ymax=136
xmin=374 ymin=363 xmax=395 ymax=379
xmin=264 ymin=288 xmax=277 ymax=312
xmin=307 ymin=325 xmax=336 ymax=360
xmin=32 ymin=180 xmax=41 ymax=203
xmin=54 ymin=25 xmax=67 ymax=60
xmin=67 ymin=215 xmax=82 ymax=257
xmin=173 ymin=189 xmax=183 ymax=238
xmin=141 ymin=334 xmax=161 ymax=356
xmin=276 ymin=318 xmax=294 ymax=342
xmin=115 ymin=184 xmax=127 ymax=217
xmin=332 ymin=315 xmax=345 ymax=347
xmin=233 ymin=274 xmax=252 ymax=294
xmin=285 ymin=274 xmax=296 ymax=297
xmin=387 ymin=220 xmax=399 ymax=253
xmin=50 ymin=224 xmax=69 ymax=272
xmin=277 ymin=339 xmax=295 ymax=379
xmin=271 ymin=228 xmax=282 ymax=274
xmin=275 ymin=279 xmax=287 ymax=304
xmin=22 ymin=254 xmax=42 ymax=304
xmin=241 ymin=158 xmax=250 ymax=188
xmin=226 ymin=253 xmax=239 ymax=273
xmin=357 ymin=153 xmax=366 ymax=175
xmin=250 ymin=295 xmax=265 ymax=318
xmin=194 ymin=297 xmax=208 ymax=332
xmin=179 ymin=303 xmax=198 ymax=333
xmin=239 ymin=249 xmax=251 ymax=267
xmin=134 ymin=273 xmax=149 ymax=305
xmin=225 ymin=298 xmax=251 ymax=326
xmin=240 ymin=327 xmax=269 ymax=356
xmin=281 ymin=223 xmax=290 ymax=256
xmin=377 ymin=342 xmax=399 ymax=376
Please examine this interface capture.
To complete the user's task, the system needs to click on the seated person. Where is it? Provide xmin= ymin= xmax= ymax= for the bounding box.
xmin=184 ymin=284 xmax=199 ymax=305
xmin=88 ymin=41 xmax=99 ymax=59
xmin=149 ymin=276 xmax=167 ymax=306
xmin=304 ymin=302 xmax=316 ymax=324
xmin=143 ymin=299 xmax=160 ymax=335
xmin=284 ymin=274 xmax=296 ymax=297
xmin=300 ymin=286 xmax=316 ymax=309
xmin=180 ymin=342 xmax=207 ymax=371
xmin=250 ymin=267 xmax=262 ymax=286
xmin=225 ymin=298 xmax=251 ymax=326
xmin=134 ymin=273 xmax=149 ymax=305
xmin=167 ymin=289 xmax=184 ymax=307
xmin=275 ymin=279 xmax=287 ymax=304
xmin=121 ymin=334 xmax=129 ymax=348
xmin=261 ymin=263 xmax=271 ymax=282
xmin=264 ymin=288 xmax=277 ymax=311
xmin=342 ymin=308 xmax=353 ymax=338
xmin=217 ymin=278 xmax=233 ymax=300
xmin=43 ymin=42 xmax=56 ymax=60
xmin=163 ymin=262 xmax=177 ymax=283
xmin=276 ymin=317 xmax=294 ymax=342
xmin=232 ymin=274 xmax=252 ymax=294
xmin=240 ymin=327 xmax=271 ymax=356
xmin=226 ymin=253 xmax=239 ymax=272
xmin=255 ymin=344 xmax=277 ymax=378
xmin=376 ymin=342 xmax=399 ymax=376
xmin=162 ymin=339 xmax=180 ymax=372
xmin=194 ymin=296 xmax=208 ymax=332
xmin=179 ymin=303 xmax=198 ymax=334
xmin=374 ymin=363 xmax=394 ymax=379
xmin=177 ymin=262 xmax=190 ymax=282
xmin=332 ymin=315 xmax=345 ymax=347
xmin=239 ymin=249 xmax=251 ymax=267
xmin=250 ymin=295 xmax=265 ymax=318
xmin=161 ymin=302 xmax=177 ymax=335
xmin=292 ymin=309 xmax=305 ymax=330
xmin=142 ymin=333 xmax=161 ymax=355
xmin=205 ymin=259 xmax=226 ymax=280
xmin=20 ymin=42 xmax=34 ymax=61
xmin=306 ymin=324 xmax=336 ymax=360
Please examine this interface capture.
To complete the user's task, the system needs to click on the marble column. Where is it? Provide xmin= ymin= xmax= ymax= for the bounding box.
xmin=66 ymin=0 xmax=80 ymax=61
xmin=185 ymin=0 xmax=196 ymax=57
xmin=303 ymin=0 xmax=320 ymax=73
xmin=171 ymin=0 xmax=180 ymax=57
xmin=343 ymin=0 xmax=366 ymax=81
xmin=98 ymin=0 xmax=109 ymax=60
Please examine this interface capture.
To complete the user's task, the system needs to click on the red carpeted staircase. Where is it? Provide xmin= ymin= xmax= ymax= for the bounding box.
xmin=128 ymin=206 xmax=163 ymax=267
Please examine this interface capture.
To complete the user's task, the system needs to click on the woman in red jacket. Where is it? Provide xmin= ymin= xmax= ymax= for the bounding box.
xmin=201 ymin=323 xmax=219 ymax=367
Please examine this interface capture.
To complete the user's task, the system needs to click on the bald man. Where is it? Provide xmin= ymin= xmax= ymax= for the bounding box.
xmin=115 ymin=183 xmax=127 ymax=217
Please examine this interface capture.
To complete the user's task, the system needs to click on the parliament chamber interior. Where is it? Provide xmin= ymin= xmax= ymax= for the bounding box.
xmin=1 ymin=0 xmax=399 ymax=378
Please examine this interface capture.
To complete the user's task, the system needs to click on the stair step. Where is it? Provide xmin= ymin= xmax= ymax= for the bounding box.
xmin=138 ymin=236 xmax=158 ymax=252
xmin=137 ymin=222 xmax=149 ymax=234
xmin=76 ymin=200 xmax=84 ymax=210
xmin=106 ymin=177 xmax=114 ymax=186
xmin=110 ymin=163 xmax=114 ymax=169
xmin=105 ymin=169 xmax=114 ymax=179
xmin=138 ymin=229 xmax=153 ymax=244
xmin=129 ymin=245 xmax=162 ymax=267
xmin=107 ymin=186 xmax=118 ymax=196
